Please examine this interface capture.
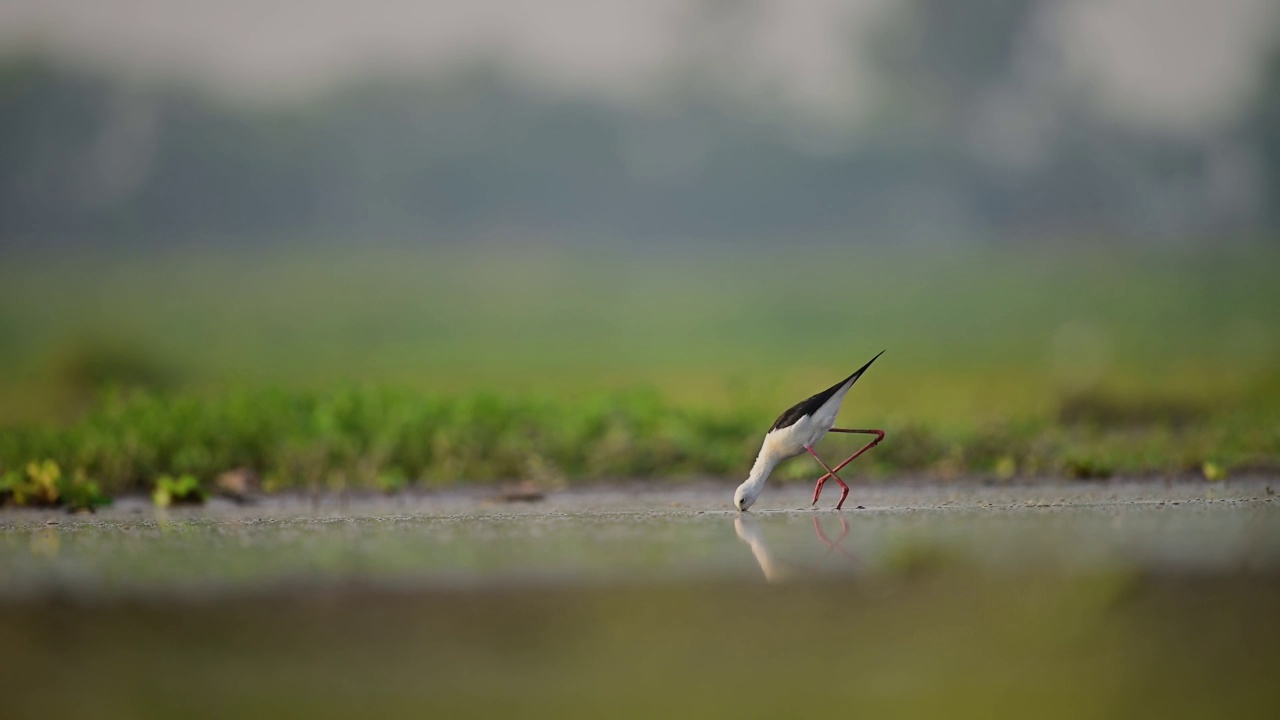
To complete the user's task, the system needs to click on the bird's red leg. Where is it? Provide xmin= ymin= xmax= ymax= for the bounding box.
xmin=805 ymin=445 xmax=850 ymax=510
xmin=810 ymin=429 xmax=885 ymax=509
xmin=807 ymin=446 xmax=830 ymax=505
xmin=811 ymin=474 xmax=827 ymax=506
xmin=817 ymin=429 xmax=885 ymax=481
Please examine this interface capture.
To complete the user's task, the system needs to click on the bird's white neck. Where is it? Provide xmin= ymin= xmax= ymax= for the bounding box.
xmin=742 ymin=448 xmax=782 ymax=495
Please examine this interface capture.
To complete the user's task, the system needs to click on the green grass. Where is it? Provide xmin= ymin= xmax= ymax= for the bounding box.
xmin=1 ymin=384 xmax=1278 ymax=500
xmin=1 ymin=242 xmax=1278 ymax=499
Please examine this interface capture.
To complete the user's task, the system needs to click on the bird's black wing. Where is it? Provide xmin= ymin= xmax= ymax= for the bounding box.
xmin=768 ymin=351 xmax=884 ymax=432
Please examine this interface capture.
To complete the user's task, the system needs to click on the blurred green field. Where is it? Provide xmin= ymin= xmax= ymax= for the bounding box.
xmin=1 ymin=242 xmax=1278 ymax=497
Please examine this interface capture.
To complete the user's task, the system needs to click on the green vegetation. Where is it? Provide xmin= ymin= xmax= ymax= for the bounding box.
xmin=150 ymin=473 xmax=207 ymax=508
xmin=0 ymin=383 xmax=1276 ymax=497
xmin=0 ymin=459 xmax=110 ymax=511
xmin=1 ymin=244 xmax=1277 ymax=498
xmin=0 ymin=387 xmax=759 ymax=495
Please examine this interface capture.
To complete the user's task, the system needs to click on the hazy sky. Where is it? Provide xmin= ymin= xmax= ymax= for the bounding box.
xmin=1 ymin=0 xmax=1275 ymax=133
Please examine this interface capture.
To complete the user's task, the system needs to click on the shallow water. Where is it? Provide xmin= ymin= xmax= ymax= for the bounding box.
xmin=2 ymin=478 xmax=1279 ymax=719
xmin=1 ymin=478 xmax=1276 ymax=598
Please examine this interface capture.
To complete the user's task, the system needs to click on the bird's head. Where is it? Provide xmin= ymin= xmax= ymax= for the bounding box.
xmin=734 ymin=480 xmax=761 ymax=512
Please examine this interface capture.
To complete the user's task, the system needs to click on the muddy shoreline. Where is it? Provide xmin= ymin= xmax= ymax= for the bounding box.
xmin=2 ymin=472 xmax=1274 ymax=526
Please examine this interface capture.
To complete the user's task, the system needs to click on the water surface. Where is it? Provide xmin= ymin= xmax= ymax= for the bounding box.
xmin=2 ymin=478 xmax=1278 ymax=719
xmin=2 ymin=478 xmax=1275 ymax=597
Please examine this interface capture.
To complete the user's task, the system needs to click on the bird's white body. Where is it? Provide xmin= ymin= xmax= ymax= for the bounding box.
xmin=734 ymin=377 xmax=856 ymax=511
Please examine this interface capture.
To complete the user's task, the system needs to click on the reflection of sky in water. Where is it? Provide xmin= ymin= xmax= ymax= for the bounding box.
xmin=0 ymin=480 xmax=1276 ymax=599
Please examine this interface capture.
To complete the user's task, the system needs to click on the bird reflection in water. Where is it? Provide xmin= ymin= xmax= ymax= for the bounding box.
xmin=733 ymin=513 xmax=861 ymax=583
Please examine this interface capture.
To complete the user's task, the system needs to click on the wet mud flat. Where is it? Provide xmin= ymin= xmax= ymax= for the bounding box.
xmin=1 ymin=477 xmax=1277 ymax=719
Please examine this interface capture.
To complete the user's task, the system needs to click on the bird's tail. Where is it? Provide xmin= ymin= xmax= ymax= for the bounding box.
xmin=843 ymin=350 xmax=885 ymax=387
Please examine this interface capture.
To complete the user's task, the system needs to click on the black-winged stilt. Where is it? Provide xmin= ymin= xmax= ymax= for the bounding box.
xmin=734 ymin=351 xmax=886 ymax=511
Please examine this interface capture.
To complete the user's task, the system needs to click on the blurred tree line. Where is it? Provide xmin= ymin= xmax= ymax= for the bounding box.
xmin=1 ymin=0 xmax=1277 ymax=247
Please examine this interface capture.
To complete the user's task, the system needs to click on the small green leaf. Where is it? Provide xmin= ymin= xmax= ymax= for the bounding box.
xmin=1202 ymin=462 xmax=1227 ymax=482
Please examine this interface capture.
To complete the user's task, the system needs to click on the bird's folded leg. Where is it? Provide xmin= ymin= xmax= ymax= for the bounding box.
xmin=811 ymin=429 xmax=885 ymax=509
xmin=805 ymin=445 xmax=850 ymax=509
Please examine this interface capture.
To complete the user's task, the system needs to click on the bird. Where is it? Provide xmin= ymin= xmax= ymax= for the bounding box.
xmin=734 ymin=351 xmax=886 ymax=511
